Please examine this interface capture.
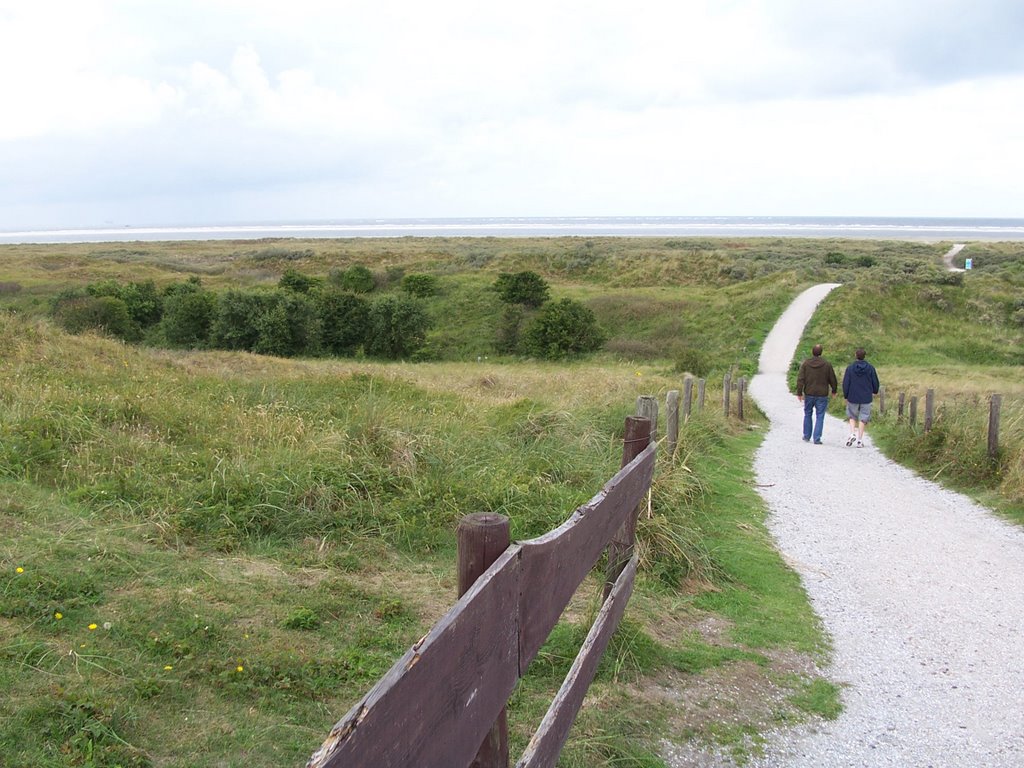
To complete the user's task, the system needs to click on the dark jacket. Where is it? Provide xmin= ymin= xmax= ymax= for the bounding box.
xmin=796 ymin=355 xmax=838 ymax=397
xmin=842 ymin=360 xmax=880 ymax=404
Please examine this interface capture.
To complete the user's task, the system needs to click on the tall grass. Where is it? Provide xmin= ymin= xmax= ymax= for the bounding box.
xmin=0 ymin=311 xmax=834 ymax=766
xmin=3 ymin=234 xmax=1003 ymax=764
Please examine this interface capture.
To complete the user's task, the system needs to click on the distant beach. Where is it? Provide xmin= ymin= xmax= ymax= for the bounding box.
xmin=2 ymin=216 xmax=1024 ymax=244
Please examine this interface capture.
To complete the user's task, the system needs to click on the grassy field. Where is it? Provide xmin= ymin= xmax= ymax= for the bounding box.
xmin=1 ymin=235 xmax=1021 ymax=766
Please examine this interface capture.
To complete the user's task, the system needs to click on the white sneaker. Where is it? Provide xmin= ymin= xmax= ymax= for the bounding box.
xmin=846 ymin=434 xmax=856 ymax=447
xmin=856 ymin=440 xmax=864 ymax=448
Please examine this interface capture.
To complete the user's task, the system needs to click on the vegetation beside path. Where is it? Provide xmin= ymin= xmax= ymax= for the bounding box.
xmin=1 ymin=236 xmax=1021 ymax=765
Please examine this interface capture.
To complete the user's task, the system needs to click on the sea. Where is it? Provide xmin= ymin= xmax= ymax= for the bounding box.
xmin=2 ymin=216 xmax=1024 ymax=244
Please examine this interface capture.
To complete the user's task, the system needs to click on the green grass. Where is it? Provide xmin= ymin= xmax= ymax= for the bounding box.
xmin=2 ymin=234 xmax=1022 ymax=766
xmin=0 ymin=308 xmax=833 ymax=767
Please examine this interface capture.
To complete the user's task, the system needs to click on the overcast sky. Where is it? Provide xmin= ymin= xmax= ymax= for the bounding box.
xmin=1 ymin=0 xmax=1023 ymax=230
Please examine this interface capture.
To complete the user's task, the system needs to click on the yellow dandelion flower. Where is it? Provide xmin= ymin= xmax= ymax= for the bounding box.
xmin=15 ymin=567 xmax=24 ymax=574
xmin=55 ymin=612 xmax=63 ymax=620
xmin=236 ymin=665 xmax=244 ymax=673
xmin=164 ymin=665 xmax=173 ymax=671
xmin=88 ymin=623 xmax=98 ymax=631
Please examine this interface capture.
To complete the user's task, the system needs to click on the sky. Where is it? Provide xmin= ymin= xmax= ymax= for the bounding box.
xmin=1 ymin=0 xmax=1023 ymax=230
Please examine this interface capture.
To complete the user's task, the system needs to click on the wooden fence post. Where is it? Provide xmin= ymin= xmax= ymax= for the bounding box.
xmin=604 ymin=416 xmax=652 ymax=601
xmin=924 ymin=389 xmax=935 ymax=432
xmin=909 ymin=396 xmax=918 ymax=428
xmin=878 ymin=385 xmax=886 ymax=416
xmin=898 ymin=392 xmax=905 ymax=421
xmin=722 ymin=374 xmax=731 ymax=418
xmin=682 ymin=376 xmax=693 ymax=422
xmin=666 ymin=390 xmax=680 ymax=459
xmin=636 ymin=396 xmax=659 ymax=443
xmin=697 ymin=379 xmax=706 ymax=412
xmin=457 ymin=514 xmax=512 ymax=768
xmin=737 ymin=377 xmax=745 ymax=421
xmin=988 ymin=394 xmax=1002 ymax=459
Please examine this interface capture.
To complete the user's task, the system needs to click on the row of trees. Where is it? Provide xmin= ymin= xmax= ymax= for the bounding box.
xmin=51 ymin=276 xmax=430 ymax=360
xmin=49 ymin=268 xmax=607 ymax=361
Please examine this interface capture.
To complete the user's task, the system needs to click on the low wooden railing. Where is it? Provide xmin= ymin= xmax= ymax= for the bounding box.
xmin=306 ymin=416 xmax=656 ymax=768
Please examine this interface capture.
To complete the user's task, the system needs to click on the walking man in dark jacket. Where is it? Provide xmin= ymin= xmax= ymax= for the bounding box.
xmin=796 ymin=344 xmax=838 ymax=444
xmin=842 ymin=348 xmax=880 ymax=447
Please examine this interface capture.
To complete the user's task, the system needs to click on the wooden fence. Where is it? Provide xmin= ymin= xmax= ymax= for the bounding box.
xmin=890 ymin=386 xmax=1006 ymax=458
xmin=306 ymin=416 xmax=657 ymax=768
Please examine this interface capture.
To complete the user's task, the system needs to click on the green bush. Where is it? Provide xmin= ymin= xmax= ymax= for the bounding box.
xmin=253 ymin=292 xmax=320 ymax=357
xmin=494 ymin=271 xmax=550 ymax=307
xmin=335 ymin=265 xmax=376 ymax=294
xmin=211 ymin=290 xmax=270 ymax=351
xmin=52 ymin=295 xmax=136 ymax=341
xmin=162 ymin=289 xmax=216 ymax=347
xmin=317 ymin=289 xmax=371 ymax=356
xmin=495 ymin=304 xmax=526 ymax=354
xmin=365 ymin=295 xmax=430 ymax=359
xmin=522 ymin=298 xmax=606 ymax=359
xmin=87 ymin=279 xmax=162 ymax=328
xmin=401 ymin=273 xmax=440 ymax=298
xmin=279 ymin=268 xmax=320 ymax=294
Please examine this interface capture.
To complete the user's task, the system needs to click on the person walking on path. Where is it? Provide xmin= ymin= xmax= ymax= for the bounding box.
xmin=795 ymin=343 xmax=837 ymax=444
xmin=842 ymin=348 xmax=880 ymax=448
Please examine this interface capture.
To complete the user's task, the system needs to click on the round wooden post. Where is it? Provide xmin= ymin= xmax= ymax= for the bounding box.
xmin=666 ymin=390 xmax=680 ymax=459
xmin=682 ymin=376 xmax=694 ymax=422
xmin=988 ymin=394 xmax=1002 ymax=460
xmin=636 ymin=395 xmax=659 ymax=443
xmin=924 ymin=389 xmax=935 ymax=432
xmin=878 ymin=385 xmax=886 ymax=416
xmin=909 ymin=396 xmax=918 ymax=428
xmin=737 ymin=377 xmax=745 ymax=421
xmin=722 ymin=374 xmax=731 ymax=418
xmin=898 ymin=392 xmax=906 ymax=421
xmin=697 ymin=379 xmax=707 ymax=412
xmin=457 ymin=513 xmax=511 ymax=768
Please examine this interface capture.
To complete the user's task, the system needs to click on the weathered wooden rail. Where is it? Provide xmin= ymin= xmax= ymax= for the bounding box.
xmin=306 ymin=416 xmax=656 ymax=768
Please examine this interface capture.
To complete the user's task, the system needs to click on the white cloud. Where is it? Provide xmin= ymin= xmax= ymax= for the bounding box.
xmin=1 ymin=0 xmax=1022 ymax=227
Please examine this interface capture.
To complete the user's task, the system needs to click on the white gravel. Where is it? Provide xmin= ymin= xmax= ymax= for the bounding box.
xmin=743 ymin=284 xmax=1024 ymax=767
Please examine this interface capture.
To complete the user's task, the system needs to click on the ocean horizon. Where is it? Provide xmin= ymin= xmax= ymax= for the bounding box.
xmin=3 ymin=215 xmax=1024 ymax=244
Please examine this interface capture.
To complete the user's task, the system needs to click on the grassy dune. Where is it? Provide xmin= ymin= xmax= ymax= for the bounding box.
xmin=2 ymin=235 xmax=1021 ymax=765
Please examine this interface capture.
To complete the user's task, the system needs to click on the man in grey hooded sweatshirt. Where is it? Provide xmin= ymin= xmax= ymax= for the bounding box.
xmin=842 ymin=348 xmax=880 ymax=447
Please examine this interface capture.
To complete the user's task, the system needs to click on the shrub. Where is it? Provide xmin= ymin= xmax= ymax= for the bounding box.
xmin=495 ymin=304 xmax=526 ymax=354
xmin=673 ymin=346 xmax=711 ymax=378
xmin=211 ymin=290 xmax=269 ymax=351
xmin=53 ymin=296 xmax=136 ymax=340
xmin=494 ymin=271 xmax=550 ymax=307
xmin=365 ymin=296 xmax=430 ymax=359
xmin=521 ymin=298 xmax=606 ymax=359
xmin=162 ymin=276 xmax=203 ymax=299
xmin=401 ymin=273 xmax=440 ymax=298
xmin=253 ymin=292 xmax=320 ymax=357
xmin=87 ymin=279 xmax=162 ymax=328
xmin=335 ymin=265 xmax=375 ymax=294
xmin=279 ymin=268 xmax=320 ymax=294
xmin=317 ymin=289 xmax=371 ymax=356
xmin=162 ymin=289 xmax=216 ymax=347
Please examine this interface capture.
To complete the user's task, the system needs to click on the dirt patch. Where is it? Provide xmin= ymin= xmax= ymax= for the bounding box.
xmin=643 ymin=648 xmax=827 ymax=767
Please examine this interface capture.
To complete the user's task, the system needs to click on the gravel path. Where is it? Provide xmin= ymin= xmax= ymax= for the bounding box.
xmin=746 ymin=284 xmax=1024 ymax=767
